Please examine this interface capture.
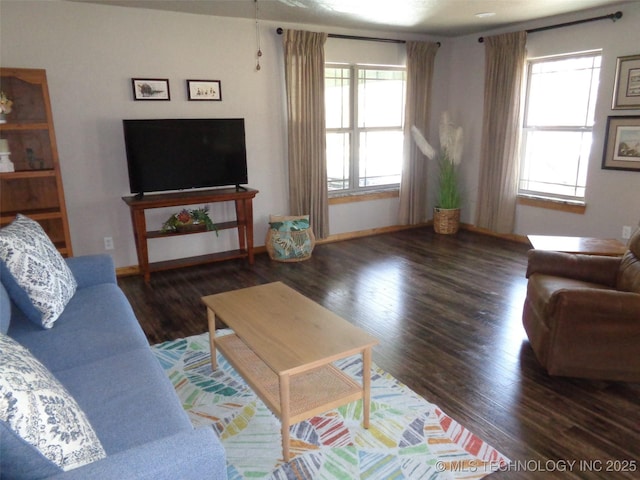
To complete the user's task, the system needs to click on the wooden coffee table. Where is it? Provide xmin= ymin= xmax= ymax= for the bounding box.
xmin=201 ymin=282 xmax=379 ymax=462
xmin=527 ymin=235 xmax=627 ymax=256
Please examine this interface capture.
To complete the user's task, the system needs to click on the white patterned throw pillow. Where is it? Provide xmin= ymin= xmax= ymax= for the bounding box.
xmin=0 ymin=333 xmax=107 ymax=471
xmin=0 ymin=214 xmax=77 ymax=328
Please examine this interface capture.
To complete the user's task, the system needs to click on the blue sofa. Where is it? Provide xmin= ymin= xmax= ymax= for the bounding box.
xmin=1 ymin=254 xmax=227 ymax=479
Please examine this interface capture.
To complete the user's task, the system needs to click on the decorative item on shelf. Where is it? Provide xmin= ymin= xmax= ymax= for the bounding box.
xmin=0 ymin=138 xmax=14 ymax=172
xmin=0 ymin=91 xmax=13 ymax=124
xmin=266 ymin=214 xmax=315 ymax=262
xmin=160 ymin=207 xmax=218 ymax=234
xmin=412 ymin=111 xmax=463 ymax=235
xmin=26 ymin=148 xmax=45 ymax=170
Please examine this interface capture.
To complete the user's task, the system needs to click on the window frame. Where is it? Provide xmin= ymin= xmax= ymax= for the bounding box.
xmin=518 ymin=50 xmax=602 ymax=205
xmin=325 ymin=63 xmax=406 ymax=196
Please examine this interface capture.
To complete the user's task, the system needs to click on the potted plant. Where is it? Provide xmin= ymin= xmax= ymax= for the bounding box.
xmin=161 ymin=206 xmax=217 ymax=234
xmin=412 ymin=111 xmax=463 ymax=234
xmin=433 ymin=112 xmax=463 ymax=234
xmin=0 ymin=91 xmax=13 ymax=124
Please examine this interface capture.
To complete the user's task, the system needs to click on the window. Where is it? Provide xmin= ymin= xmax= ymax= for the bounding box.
xmin=325 ymin=65 xmax=406 ymax=193
xmin=519 ymin=51 xmax=601 ymax=202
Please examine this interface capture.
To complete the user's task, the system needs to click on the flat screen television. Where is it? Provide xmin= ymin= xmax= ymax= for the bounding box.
xmin=122 ymin=118 xmax=248 ymax=196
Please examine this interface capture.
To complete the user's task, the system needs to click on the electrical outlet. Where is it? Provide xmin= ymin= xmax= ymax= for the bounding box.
xmin=622 ymin=226 xmax=632 ymax=240
xmin=104 ymin=236 xmax=114 ymax=250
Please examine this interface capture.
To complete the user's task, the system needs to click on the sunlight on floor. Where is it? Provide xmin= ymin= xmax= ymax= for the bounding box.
xmin=324 ymin=257 xmax=407 ymax=336
xmin=503 ymin=277 xmax=529 ymax=349
xmin=476 ymin=277 xmax=530 ymax=409
xmin=355 ymin=258 xmax=407 ymax=329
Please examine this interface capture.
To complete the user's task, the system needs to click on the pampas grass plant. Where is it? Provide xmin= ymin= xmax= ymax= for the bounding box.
xmin=411 ymin=111 xmax=463 ymax=210
xmin=436 ymin=150 xmax=461 ymax=209
xmin=436 ymin=111 xmax=463 ymax=209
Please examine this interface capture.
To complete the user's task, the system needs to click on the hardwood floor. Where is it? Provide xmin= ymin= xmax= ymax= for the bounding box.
xmin=118 ymin=227 xmax=639 ymax=479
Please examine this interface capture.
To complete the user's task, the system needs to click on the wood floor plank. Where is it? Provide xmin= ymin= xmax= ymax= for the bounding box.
xmin=118 ymin=227 xmax=639 ymax=479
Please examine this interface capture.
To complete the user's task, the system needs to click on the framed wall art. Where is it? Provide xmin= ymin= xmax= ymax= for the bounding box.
xmin=187 ymin=80 xmax=222 ymax=101
xmin=602 ymin=115 xmax=640 ymax=171
xmin=131 ymin=78 xmax=170 ymax=101
xmin=612 ymin=54 xmax=640 ymax=110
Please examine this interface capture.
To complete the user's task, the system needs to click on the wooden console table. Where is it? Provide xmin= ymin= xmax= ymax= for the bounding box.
xmin=122 ymin=187 xmax=258 ymax=282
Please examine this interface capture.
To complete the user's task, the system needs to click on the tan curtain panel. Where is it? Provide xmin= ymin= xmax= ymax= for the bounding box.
xmin=399 ymin=41 xmax=439 ymax=225
xmin=476 ymin=31 xmax=527 ymax=233
xmin=283 ymin=29 xmax=329 ymax=239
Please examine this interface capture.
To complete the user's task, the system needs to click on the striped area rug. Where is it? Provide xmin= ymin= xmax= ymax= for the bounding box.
xmin=152 ymin=331 xmax=509 ymax=479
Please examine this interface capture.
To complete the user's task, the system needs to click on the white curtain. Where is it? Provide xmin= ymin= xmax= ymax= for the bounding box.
xmin=399 ymin=41 xmax=439 ymax=225
xmin=282 ymin=29 xmax=329 ymax=239
xmin=476 ymin=31 xmax=527 ymax=233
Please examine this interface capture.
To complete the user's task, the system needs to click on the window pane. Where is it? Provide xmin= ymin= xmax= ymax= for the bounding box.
xmin=520 ymin=130 xmax=591 ymax=198
xmin=325 ymin=65 xmax=405 ymax=193
xmin=359 ymin=131 xmax=403 ymax=187
xmin=586 ymin=65 xmax=600 ymax=123
xmin=325 ymin=67 xmax=350 ymax=129
xmin=326 ymin=132 xmax=350 ymax=190
xmin=519 ymin=52 xmax=600 ymax=201
xmin=358 ymin=69 xmax=405 ymax=128
xmin=526 ymin=55 xmax=600 ymax=127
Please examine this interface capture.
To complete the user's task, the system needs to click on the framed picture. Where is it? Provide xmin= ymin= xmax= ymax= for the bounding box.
xmin=602 ymin=116 xmax=640 ymax=171
xmin=131 ymin=78 xmax=170 ymax=101
xmin=612 ymin=54 xmax=640 ymax=110
xmin=187 ymin=80 xmax=222 ymax=101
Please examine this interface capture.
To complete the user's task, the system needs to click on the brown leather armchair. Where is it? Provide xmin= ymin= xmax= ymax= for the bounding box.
xmin=522 ymin=229 xmax=640 ymax=381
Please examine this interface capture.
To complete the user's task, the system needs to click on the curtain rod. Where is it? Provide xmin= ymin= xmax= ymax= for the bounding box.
xmin=478 ymin=10 xmax=622 ymax=43
xmin=276 ymin=27 xmax=441 ymax=47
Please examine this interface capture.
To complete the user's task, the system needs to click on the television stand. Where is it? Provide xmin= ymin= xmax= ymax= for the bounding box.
xmin=122 ymin=187 xmax=259 ymax=282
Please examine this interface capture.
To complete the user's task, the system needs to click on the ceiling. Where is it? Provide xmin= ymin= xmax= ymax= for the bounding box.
xmin=70 ymin=0 xmax=633 ymax=37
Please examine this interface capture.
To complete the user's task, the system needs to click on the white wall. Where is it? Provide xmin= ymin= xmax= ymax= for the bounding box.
xmin=448 ymin=3 xmax=640 ymax=240
xmin=2 ymin=1 xmax=639 ymax=271
xmin=0 ymin=0 xmax=435 ymax=268
xmin=1 ymin=1 xmax=287 ymax=266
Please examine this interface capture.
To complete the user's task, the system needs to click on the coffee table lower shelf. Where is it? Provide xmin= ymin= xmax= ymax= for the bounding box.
xmin=216 ymin=333 xmax=364 ymax=425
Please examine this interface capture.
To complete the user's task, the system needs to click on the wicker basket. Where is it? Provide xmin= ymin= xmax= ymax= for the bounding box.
xmin=433 ymin=207 xmax=460 ymax=235
xmin=266 ymin=215 xmax=316 ymax=262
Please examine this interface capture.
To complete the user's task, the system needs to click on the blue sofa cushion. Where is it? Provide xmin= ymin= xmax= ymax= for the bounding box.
xmin=54 ymin=348 xmax=193 ymax=454
xmin=0 ymin=215 xmax=77 ymax=329
xmin=0 ymin=333 xmax=106 ymax=472
xmin=65 ymin=255 xmax=117 ymax=288
xmin=8 ymin=283 xmax=149 ymax=373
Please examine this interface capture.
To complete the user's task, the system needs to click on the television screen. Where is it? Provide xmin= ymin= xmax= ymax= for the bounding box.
xmin=123 ymin=118 xmax=248 ymax=195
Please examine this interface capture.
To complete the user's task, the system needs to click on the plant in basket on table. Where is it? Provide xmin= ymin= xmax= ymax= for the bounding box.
xmin=161 ymin=206 xmax=218 ymax=234
xmin=411 ymin=111 xmax=463 ymax=234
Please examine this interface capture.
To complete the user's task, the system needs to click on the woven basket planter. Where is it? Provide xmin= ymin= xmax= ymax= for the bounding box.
xmin=433 ymin=207 xmax=460 ymax=235
xmin=176 ymin=222 xmax=207 ymax=233
xmin=266 ymin=214 xmax=315 ymax=262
